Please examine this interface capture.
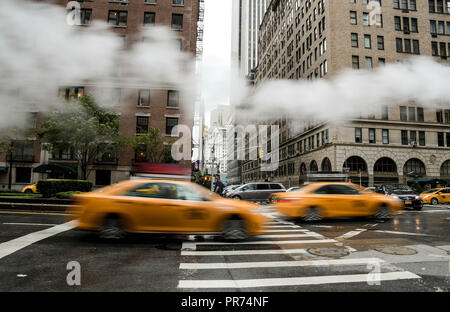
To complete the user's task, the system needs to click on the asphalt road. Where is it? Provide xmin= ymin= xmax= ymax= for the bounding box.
xmin=0 ymin=204 xmax=449 ymax=292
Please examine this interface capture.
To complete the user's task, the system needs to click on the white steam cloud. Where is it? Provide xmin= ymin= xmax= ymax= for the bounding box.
xmin=242 ymin=57 xmax=450 ymax=123
xmin=0 ymin=0 xmax=195 ymax=129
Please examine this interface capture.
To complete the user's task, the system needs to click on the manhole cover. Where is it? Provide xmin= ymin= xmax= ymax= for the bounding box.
xmin=307 ymin=247 xmax=350 ymax=258
xmin=373 ymin=245 xmax=417 ymax=255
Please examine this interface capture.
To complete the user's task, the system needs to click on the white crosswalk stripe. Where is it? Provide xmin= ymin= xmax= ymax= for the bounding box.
xmin=177 ymin=218 xmax=421 ymax=289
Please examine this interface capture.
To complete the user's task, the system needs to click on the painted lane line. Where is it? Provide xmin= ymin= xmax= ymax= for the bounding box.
xmin=264 ymin=225 xmax=303 ymax=228
xmin=0 ymin=221 xmax=76 ymax=260
xmin=3 ymin=222 xmax=59 ymax=226
xmin=256 ymin=233 xmax=324 ymax=239
xmin=177 ymin=271 xmax=420 ymax=288
xmin=182 ymin=239 xmax=337 ymax=247
xmin=0 ymin=211 xmax=67 ymax=216
xmin=179 ymin=257 xmax=387 ymax=270
xmin=373 ymin=230 xmax=432 ymax=236
xmin=262 ymin=229 xmax=310 ymax=233
xmin=181 ymin=248 xmax=309 ymax=256
xmin=336 ymin=229 xmax=367 ymax=240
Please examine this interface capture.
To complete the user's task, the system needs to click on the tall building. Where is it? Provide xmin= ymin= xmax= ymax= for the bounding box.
xmin=0 ymin=0 xmax=200 ymax=190
xmin=232 ymin=0 xmax=270 ymax=77
xmin=241 ymin=0 xmax=450 ymax=187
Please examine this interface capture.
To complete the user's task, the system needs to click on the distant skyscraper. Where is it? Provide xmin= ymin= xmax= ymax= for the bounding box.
xmin=231 ymin=0 xmax=269 ymax=77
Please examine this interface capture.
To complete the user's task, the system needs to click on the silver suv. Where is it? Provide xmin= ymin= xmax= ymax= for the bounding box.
xmin=226 ymin=182 xmax=286 ymax=201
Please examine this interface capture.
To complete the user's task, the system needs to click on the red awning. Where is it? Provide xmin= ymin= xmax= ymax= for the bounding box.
xmin=132 ymin=163 xmax=191 ymax=175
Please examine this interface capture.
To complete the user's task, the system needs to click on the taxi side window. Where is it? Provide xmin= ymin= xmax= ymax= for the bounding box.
xmin=314 ymin=185 xmax=333 ymax=194
xmin=314 ymin=185 xmax=360 ymax=195
xmin=125 ymin=183 xmax=177 ymax=199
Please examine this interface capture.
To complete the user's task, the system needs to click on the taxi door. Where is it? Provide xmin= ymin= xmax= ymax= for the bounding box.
xmin=437 ymin=188 xmax=450 ymax=203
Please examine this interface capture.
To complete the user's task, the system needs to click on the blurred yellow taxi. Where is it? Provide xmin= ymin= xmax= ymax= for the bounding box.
xmin=22 ymin=184 xmax=38 ymax=194
xmin=67 ymin=179 xmax=268 ymax=240
xmin=272 ymin=182 xmax=404 ymax=221
xmin=420 ymin=187 xmax=450 ymax=205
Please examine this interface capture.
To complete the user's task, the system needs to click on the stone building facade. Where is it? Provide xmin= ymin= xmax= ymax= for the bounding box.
xmin=241 ymin=0 xmax=450 ymax=187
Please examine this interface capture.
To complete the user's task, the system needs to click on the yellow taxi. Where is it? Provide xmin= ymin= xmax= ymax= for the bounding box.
xmin=67 ymin=179 xmax=268 ymax=240
xmin=420 ymin=187 xmax=450 ymax=205
xmin=22 ymin=184 xmax=38 ymax=194
xmin=272 ymin=182 xmax=404 ymax=221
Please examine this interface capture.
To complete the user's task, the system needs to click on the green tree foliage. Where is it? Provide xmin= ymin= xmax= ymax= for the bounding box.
xmin=127 ymin=127 xmax=175 ymax=163
xmin=39 ymin=95 xmax=122 ymax=180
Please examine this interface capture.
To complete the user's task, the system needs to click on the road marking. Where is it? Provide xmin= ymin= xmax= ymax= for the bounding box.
xmin=0 ymin=221 xmax=76 ymax=260
xmin=182 ymin=239 xmax=337 ymax=248
xmin=177 ymin=271 xmax=420 ymax=288
xmin=179 ymin=258 xmax=386 ymax=270
xmin=3 ymin=222 xmax=59 ymax=226
xmin=336 ymin=229 xmax=367 ymax=240
xmin=256 ymin=233 xmax=324 ymax=239
xmin=0 ymin=211 xmax=67 ymax=216
xmin=262 ymin=229 xmax=310 ymax=233
xmin=373 ymin=230 xmax=432 ymax=236
xmin=264 ymin=225 xmax=303 ymax=228
xmin=181 ymin=248 xmax=310 ymax=256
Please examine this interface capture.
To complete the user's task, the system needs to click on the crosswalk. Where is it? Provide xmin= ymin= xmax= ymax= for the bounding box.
xmin=177 ymin=215 xmax=421 ymax=290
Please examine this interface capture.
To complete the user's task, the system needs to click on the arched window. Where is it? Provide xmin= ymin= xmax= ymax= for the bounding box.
xmin=374 ymin=157 xmax=397 ymax=173
xmin=300 ymin=162 xmax=307 ymax=175
xmin=310 ymin=160 xmax=318 ymax=172
xmin=403 ymin=158 xmax=426 ymax=176
xmin=440 ymin=160 xmax=450 ymax=176
xmin=321 ymin=157 xmax=332 ymax=171
xmin=343 ymin=156 xmax=367 ymax=172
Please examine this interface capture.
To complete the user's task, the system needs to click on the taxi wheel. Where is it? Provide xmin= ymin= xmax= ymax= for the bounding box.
xmin=375 ymin=205 xmax=391 ymax=220
xmin=223 ymin=218 xmax=248 ymax=241
xmin=431 ymin=198 xmax=439 ymax=205
xmin=233 ymin=196 xmax=241 ymax=200
xmin=99 ymin=216 xmax=125 ymax=240
xmin=302 ymin=207 xmax=322 ymax=222
xmin=24 ymin=189 xmax=33 ymax=194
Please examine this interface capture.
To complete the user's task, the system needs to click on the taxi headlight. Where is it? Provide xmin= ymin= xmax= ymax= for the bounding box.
xmin=392 ymin=195 xmax=400 ymax=200
xmin=415 ymin=196 xmax=421 ymax=200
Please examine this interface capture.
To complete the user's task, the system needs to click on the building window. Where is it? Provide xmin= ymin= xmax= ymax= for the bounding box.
xmin=138 ymin=89 xmax=150 ymax=106
xmin=378 ymin=58 xmax=386 ymax=66
xmin=350 ymin=11 xmax=357 ymax=25
xmin=365 ymin=57 xmax=373 ymax=69
xmin=432 ymin=42 xmax=438 ymax=56
xmin=395 ymin=16 xmax=401 ymax=30
xmin=396 ymin=38 xmax=403 ymax=52
xmin=410 ymin=131 xmax=417 ymax=144
xmin=417 ymin=107 xmax=424 ymax=122
xmin=59 ymin=86 xmax=84 ymax=100
xmin=352 ymin=55 xmax=360 ymax=69
xmin=166 ymin=117 xmax=178 ymax=135
xmin=401 ymin=130 xmax=408 ymax=145
xmin=80 ymin=9 xmax=92 ymax=25
xmin=145 ymin=0 xmax=157 ymax=3
xmin=136 ymin=116 xmax=149 ymax=134
xmin=108 ymin=11 xmax=127 ymax=27
xmin=172 ymin=14 xmax=183 ymax=30
xmin=369 ymin=128 xmax=376 ymax=144
xmin=412 ymin=40 xmax=420 ymax=54
xmin=404 ymin=39 xmax=411 ymax=53
xmin=419 ymin=131 xmax=426 ymax=146
xmin=394 ymin=0 xmax=400 ymax=8
xmin=173 ymin=0 xmax=184 ymax=5
xmin=447 ymin=133 xmax=450 ymax=147
xmin=429 ymin=0 xmax=436 ymax=12
xmin=167 ymin=90 xmax=179 ymax=108
xmin=144 ymin=12 xmax=155 ymax=25
xmin=400 ymin=106 xmax=407 ymax=121
xmin=363 ymin=13 xmax=369 ymax=26
xmin=382 ymin=129 xmax=389 ymax=144
xmin=377 ymin=36 xmax=384 ymax=50
xmin=351 ymin=33 xmax=358 ymax=47
xmin=411 ymin=18 xmax=418 ymax=32
xmin=408 ymin=106 xmax=416 ymax=121
xmin=364 ymin=34 xmax=371 ymax=48
xmin=355 ymin=128 xmax=362 ymax=143
xmin=438 ymin=132 xmax=444 ymax=146
xmin=16 ymin=167 xmax=32 ymax=184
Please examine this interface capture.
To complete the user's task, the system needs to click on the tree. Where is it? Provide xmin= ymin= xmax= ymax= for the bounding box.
xmin=39 ymin=95 xmax=122 ymax=180
xmin=127 ymin=127 xmax=175 ymax=163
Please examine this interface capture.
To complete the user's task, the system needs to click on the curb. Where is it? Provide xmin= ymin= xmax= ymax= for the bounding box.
xmin=0 ymin=202 xmax=70 ymax=212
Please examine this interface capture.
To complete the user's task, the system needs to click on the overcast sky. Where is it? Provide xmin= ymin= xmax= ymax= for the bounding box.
xmin=200 ymin=0 xmax=232 ymax=125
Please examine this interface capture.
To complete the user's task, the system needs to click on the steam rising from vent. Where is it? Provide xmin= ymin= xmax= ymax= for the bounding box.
xmin=0 ymin=0 xmax=195 ymax=129
xmin=244 ymin=57 xmax=450 ymax=123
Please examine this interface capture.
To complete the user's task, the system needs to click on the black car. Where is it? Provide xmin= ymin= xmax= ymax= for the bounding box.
xmin=375 ymin=184 xmax=423 ymax=210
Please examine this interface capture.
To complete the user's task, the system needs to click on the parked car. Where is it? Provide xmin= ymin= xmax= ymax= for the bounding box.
xmin=67 ymin=179 xmax=268 ymax=240
xmin=420 ymin=187 xmax=450 ymax=205
xmin=286 ymin=187 xmax=301 ymax=192
xmin=375 ymin=184 xmax=423 ymax=210
xmin=22 ymin=184 xmax=38 ymax=194
xmin=272 ymin=182 xmax=404 ymax=221
xmin=223 ymin=185 xmax=240 ymax=197
xmin=226 ymin=182 xmax=286 ymax=202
